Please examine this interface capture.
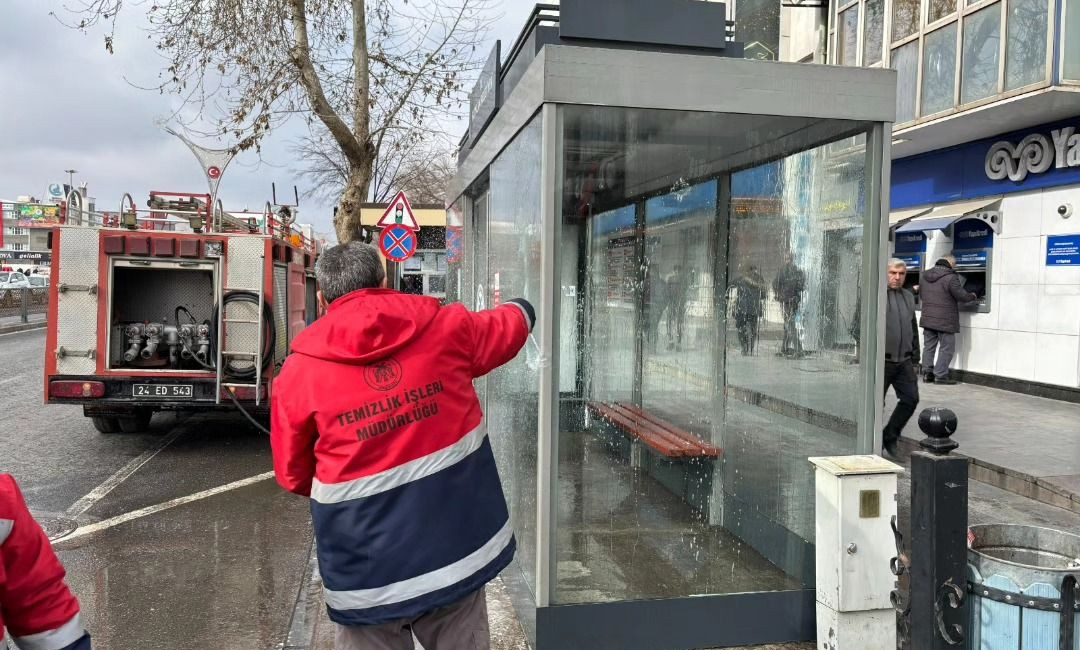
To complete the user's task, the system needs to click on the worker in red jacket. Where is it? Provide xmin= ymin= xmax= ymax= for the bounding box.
xmin=271 ymin=242 xmax=534 ymax=650
xmin=1 ymin=474 xmax=92 ymax=650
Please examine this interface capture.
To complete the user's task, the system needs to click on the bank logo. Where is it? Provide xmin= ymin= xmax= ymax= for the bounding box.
xmin=985 ymin=128 xmax=1080 ymax=182
xmin=364 ymin=358 xmax=403 ymax=391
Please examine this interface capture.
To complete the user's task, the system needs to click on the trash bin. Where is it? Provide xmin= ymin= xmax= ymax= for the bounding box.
xmin=967 ymin=524 xmax=1080 ymax=649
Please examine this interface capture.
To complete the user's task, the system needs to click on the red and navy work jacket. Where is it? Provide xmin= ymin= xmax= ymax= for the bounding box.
xmin=0 ymin=475 xmax=91 ymax=650
xmin=271 ymin=289 xmax=534 ymax=625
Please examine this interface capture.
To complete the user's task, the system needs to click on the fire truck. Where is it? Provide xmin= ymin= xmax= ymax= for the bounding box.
xmin=43 ymin=190 xmax=320 ymax=433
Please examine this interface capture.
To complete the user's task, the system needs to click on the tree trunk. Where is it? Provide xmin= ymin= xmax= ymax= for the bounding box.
xmin=335 ymin=162 xmax=373 ymax=244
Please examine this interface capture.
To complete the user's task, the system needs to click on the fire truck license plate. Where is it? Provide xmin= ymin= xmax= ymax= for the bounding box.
xmin=133 ymin=384 xmax=193 ymax=399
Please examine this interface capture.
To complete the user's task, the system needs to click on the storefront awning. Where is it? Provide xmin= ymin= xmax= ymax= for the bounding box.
xmin=894 ymin=197 xmax=1001 ymax=233
xmin=889 ymin=207 xmax=932 ymax=226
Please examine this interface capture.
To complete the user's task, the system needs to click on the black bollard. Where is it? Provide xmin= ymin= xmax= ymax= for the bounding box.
xmin=909 ymin=407 xmax=969 ymax=649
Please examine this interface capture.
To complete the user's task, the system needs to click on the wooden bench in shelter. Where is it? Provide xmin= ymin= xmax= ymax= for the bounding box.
xmin=587 ymin=401 xmax=722 ymax=459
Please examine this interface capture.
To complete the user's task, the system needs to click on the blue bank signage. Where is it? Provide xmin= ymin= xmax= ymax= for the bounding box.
xmin=955 ymin=250 xmax=989 ymax=267
xmin=894 ymin=231 xmax=927 ymax=254
xmin=895 ymin=254 xmax=922 ymax=270
xmin=953 ymin=219 xmax=994 ymax=250
xmin=986 ymin=127 xmax=1080 ymax=182
xmin=893 ymin=119 xmax=1080 ymax=210
xmin=1047 ymin=235 xmax=1080 ymax=266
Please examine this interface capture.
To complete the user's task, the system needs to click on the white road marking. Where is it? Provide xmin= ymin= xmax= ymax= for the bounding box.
xmin=65 ymin=428 xmax=186 ymax=519
xmin=0 ymin=376 xmax=26 ymax=388
xmin=54 ymin=472 xmax=275 ymax=544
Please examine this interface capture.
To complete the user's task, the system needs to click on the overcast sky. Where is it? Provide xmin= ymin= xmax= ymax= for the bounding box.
xmin=0 ymin=1 xmax=537 ymax=238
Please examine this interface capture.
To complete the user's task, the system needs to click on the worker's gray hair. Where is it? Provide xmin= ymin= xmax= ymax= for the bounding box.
xmin=315 ymin=241 xmax=386 ymax=303
xmin=887 ymin=258 xmax=908 ymax=270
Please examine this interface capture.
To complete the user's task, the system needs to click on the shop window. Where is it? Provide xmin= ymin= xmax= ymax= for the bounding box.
xmin=863 ymin=0 xmax=885 ymax=65
xmin=929 ymin=0 xmax=959 ymax=23
xmin=922 ymin=23 xmax=959 ymax=115
xmin=892 ymin=41 xmax=920 ymax=123
xmin=961 ymin=3 xmax=1001 ymax=104
xmin=892 ymin=0 xmax=922 ymax=41
xmin=1065 ymin=0 xmax=1080 ymax=81
xmin=838 ymin=5 xmax=860 ymax=65
xmin=1005 ymin=0 xmax=1049 ymax=89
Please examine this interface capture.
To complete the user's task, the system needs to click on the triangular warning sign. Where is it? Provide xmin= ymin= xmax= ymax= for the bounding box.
xmin=376 ymin=191 xmax=420 ymax=231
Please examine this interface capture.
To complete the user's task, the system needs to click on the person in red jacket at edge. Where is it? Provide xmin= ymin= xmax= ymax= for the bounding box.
xmin=1 ymin=474 xmax=92 ymax=650
xmin=271 ymin=242 xmax=535 ymax=650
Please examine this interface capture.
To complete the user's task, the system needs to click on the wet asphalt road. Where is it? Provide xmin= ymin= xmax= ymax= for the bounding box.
xmin=1 ymin=329 xmax=315 ymax=650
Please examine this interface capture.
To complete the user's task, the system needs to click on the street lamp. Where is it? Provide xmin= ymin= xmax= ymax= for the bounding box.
xmin=64 ymin=169 xmax=78 ymax=188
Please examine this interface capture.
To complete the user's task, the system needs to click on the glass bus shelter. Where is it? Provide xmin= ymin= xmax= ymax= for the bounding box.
xmin=447 ymin=44 xmax=896 ymax=650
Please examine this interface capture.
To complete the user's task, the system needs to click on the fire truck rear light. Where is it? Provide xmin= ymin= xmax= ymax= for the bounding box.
xmin=223 ymin=386 xmax=263 ymax=401
xmin=50 ymin=380 xmax=105 ymax=398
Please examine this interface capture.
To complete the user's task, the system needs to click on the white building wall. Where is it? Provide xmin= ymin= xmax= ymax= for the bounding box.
xmin=927 ymin=186 xmax=1080 ymax=387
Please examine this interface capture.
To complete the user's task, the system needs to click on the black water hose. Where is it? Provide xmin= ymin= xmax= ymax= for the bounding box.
xmin=210 ymin=291 xmax=276 ymax=379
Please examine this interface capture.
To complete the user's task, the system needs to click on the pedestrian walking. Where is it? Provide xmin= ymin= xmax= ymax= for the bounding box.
xmin=773 ymin=253 xmax=807 ymax=358
xmin=271 ymin=242 xmax=534 ymax=650
xmin=642 ymin=260 xmax=667 ymax=351
xmin=919 ymin=254 xmax=977 ymax=385
xmin=732 ymin=265 xmax=767 ymax=355
xmin=1 ymin=474 xmax=93 ymax=650
xmin=667 ymin=265 xmax=692 ymax=350
xmin=882 ymin=258 xmax=921 ymax=458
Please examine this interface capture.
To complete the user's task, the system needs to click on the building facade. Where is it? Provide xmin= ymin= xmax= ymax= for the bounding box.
xmin=830 ymin=0 xmax=1080 ymax=391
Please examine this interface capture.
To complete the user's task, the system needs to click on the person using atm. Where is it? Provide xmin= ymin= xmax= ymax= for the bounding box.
xmin=918 ymin=254 xmax=978 ymax=385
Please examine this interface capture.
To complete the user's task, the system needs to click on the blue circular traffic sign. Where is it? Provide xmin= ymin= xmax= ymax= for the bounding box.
xmin=379 ymin=225 xmax=417 ymax=263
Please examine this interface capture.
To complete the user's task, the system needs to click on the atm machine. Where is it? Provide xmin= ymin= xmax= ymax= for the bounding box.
xmin=892 ymin=230 xmax=926 ymax=307
xmin=950 ymin=218 xmax=992 ymax=313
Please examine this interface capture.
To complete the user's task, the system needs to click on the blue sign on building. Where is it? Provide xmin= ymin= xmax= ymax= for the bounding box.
xmin=895 ymin=254 xmax=922 ymax=269
xmin=953 ymin=219 xmax=994 ymax=250
xmin=894 ymin=231 xmax=927 ymax=254
xmin=892 ymin=118 xmax=1080 ymax=210
xmin=955 ymin=250 xmax=989 ymax=267
xmin=1047 ymin=235 xmax=1080 ymax=266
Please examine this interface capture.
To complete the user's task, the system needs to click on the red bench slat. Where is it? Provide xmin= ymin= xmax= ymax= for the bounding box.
xmin=616 ymin=403 xmax=722 ymax=458
xmin=587 ymin=403 xmax=687 ymax=458
xmin=606 ymin=403 xmax=700 ymax=455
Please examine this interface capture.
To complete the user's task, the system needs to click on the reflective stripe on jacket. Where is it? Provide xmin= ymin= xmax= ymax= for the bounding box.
xmin=271 ymin=289 xmax=533 ymax=625
xmin=0 ymin=475 xmax=91 ymax=650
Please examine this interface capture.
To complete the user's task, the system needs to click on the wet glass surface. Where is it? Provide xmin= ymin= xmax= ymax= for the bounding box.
xmin=552 ymin=105 xmax=872 ymax=604
xmin=485 ymin=115 xmax=543 ymax=599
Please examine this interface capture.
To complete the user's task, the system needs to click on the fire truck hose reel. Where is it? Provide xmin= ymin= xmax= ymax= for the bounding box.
xmin=212 ymin=291 xmax=276 ymax=380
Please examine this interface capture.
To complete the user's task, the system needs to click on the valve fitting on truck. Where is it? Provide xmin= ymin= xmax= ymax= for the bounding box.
xmin=141 ymin=323 xmax=163 ymax=360
xmin=123 ymin=323 xmax=144 ymax=363
xmin=194 ymin=323 xmax=211 ymax=365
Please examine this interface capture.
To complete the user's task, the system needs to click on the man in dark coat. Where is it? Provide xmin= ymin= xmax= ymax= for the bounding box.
xmin=884 ymin=259 xmax=921 ymax=458
xmin=918 ymin=254 xmax=977 ymax=385
xmin=773 ymin=253 xmax=807 ymax=358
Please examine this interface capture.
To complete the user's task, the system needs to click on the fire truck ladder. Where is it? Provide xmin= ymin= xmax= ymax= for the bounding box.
xmin=214 ymin=256 xmax=268 ymax=407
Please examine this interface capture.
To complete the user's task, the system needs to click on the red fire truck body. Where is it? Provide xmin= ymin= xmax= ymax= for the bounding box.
xmin=43 ymin=192 xmax=319 ymax=433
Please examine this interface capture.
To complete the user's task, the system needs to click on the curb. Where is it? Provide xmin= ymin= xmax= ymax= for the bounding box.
xmin=0 ymin=321 xmax=46 ymax=336
xmin=899 ymin=435 xmax=1080 ymax=514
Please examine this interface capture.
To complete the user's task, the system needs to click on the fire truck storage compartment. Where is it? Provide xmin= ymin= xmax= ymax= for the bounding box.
xmin=108 ymin=259 xmax=218 ymax=372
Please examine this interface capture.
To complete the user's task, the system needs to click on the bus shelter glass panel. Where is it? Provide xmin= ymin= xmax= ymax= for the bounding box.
xmin=485 ymin=116 xmax=543 ymax=598
xmin=555 ymin=104 xmax=871 ymax=605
